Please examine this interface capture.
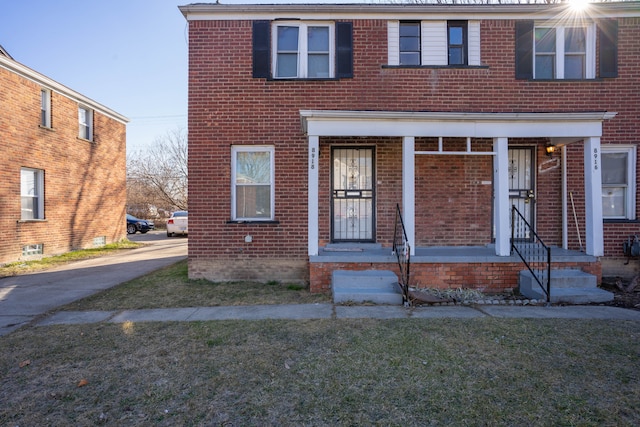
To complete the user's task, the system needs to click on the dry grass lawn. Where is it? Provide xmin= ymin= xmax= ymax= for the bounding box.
xmin=1 ymin=261 xmax=639 ymax=425
xmin=1 ymin=319 xmax=639 ymax=426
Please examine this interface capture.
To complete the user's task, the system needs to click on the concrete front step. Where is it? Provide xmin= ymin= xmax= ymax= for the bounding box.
xmin=332 ymin=270 xmax=403 ymax=305
xmin=519 ymin=269 xmax=614 ymax=304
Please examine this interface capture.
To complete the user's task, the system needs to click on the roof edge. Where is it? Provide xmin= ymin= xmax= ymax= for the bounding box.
xmin=0 ymin=54 xmax=129 ymax=124
xmin=180 ymin=2 xmax=640 ymax=20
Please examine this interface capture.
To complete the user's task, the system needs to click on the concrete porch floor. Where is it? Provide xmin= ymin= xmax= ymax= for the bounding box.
xmin=312 ymin=244 xmax=597 ymax=264
xmin=309 ymin=244 xmax=600 ymax=294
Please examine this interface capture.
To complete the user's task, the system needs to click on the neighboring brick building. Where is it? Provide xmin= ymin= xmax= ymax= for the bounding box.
xmin=0 ymin=48 xmax=128 ymax=265
xmin=180 ymin=2 xmax=640 ymax=293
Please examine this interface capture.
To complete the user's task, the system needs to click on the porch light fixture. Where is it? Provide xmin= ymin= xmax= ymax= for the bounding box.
xmin=545 ymin=144 xmax=556 ymax=157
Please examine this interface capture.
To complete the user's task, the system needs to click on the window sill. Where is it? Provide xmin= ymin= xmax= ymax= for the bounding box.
xmin=604 ymin=219 xmax=639 ymax=224
xmin=77 ymin=136 xmax=94 ymax=143
xmin=38 ymin=125 xmax=55 ymax=132
xmin=226 ymin=220 xmax=280 ymax=225
xmin=267 ymin=77 xmax=340 ymax=82
xmin=520 ymin=78 xmax=605 ymax=82
xmin=17 ymin=219 xmax=47 ymax=223
xmin=382 ymin=65 xmax=489 ymax=70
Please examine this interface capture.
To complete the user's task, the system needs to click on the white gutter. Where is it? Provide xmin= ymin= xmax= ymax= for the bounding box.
xmin=0 ymin=55 xmax=129 ymax=125
xmin=179 ymin=2 xmax=640 ymax=21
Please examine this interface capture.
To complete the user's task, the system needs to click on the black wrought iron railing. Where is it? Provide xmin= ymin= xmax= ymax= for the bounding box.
xmin=511 ymin=205 xmax=551 ymax=304
xmin=393 ymin=203 xmax=411 ymax=305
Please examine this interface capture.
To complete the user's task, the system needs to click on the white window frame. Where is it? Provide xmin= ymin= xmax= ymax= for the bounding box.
xmin=271 ymin=21 xmax=335 ymax=79
xmin=533 ymin=23 xmax=595 ymax=79
xmin=78 ymin=105 xmax=93 ymax=141
xmin=40 ymin=89 xmax=51 ymax=128
xmin=231 ymin=145 xmax=275 ymax=221
xmin=21 ymin=167 xmax=44 ymax=220
xmin=601 ymin=145 xmax=636 ymax=220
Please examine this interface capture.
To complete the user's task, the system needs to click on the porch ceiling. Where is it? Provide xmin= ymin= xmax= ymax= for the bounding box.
xmin=300 ymin=110 xmax=617 ymax=139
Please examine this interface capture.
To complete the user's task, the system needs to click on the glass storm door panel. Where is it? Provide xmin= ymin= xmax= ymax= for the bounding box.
xmin=332 ymin=147 xmax=375 ymax=242
xmin=508 ymin=148 xmax=535 ymax=240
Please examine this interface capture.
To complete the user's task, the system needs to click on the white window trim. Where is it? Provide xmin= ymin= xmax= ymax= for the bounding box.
xmin=388 ymin=20 xmax=480 ymax=67
xmin=21 ymin=167 xmax=44 ymax=220
xmin=271 ymin=21 xmax=335 ymax=79
xmin=533 ymin=22 xmax=595 ymax=79
xmin=231 ymin=145 xmax=275 ymax=221
xmin=78 ymin=105 xmax=93 ymax=141
xmin=40 ymin=88 xmax=51 ymax=128
xmin=602 ymin=145 xmax=636 ymax=220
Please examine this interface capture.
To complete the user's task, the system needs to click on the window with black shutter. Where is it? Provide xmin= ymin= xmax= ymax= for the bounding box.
xmin=252 ymin=20 xmax=353 ymax=79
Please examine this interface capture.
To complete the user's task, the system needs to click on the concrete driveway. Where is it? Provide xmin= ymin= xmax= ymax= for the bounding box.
xmin=0 ymin=231 xmax=187 ymax=336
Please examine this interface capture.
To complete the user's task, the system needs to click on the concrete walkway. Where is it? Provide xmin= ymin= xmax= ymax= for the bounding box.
xmin=2 ymin=230 xmax=640 ymax=337
xmin=34 ymin=303 xmax=640 ymax=328
xmin=0 ymin=232 xmax=187 ymax=336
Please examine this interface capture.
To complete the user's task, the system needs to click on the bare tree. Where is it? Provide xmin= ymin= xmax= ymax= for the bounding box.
xmin=127 ymin=127 xmax=188 ymax=216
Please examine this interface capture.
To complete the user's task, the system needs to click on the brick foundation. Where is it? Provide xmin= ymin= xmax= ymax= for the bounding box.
xmin=310 ymin=260 xmax=601 ymax=294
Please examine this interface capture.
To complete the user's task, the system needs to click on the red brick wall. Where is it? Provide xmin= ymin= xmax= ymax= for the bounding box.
xmin=187 ymin=17 xmax=639 ymax=282
xmin=0 ymin=66 xmax=127 ymax=264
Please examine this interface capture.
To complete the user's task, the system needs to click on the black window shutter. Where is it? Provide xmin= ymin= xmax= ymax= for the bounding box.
xmin=599 ymin=20 xmax=618 ymax=78
xmin=253 ymin=21 xmax=270 ymax=78
xmin=336 ymin=22 xmax=353 ymax=79
xmin=515 ymin=20 xmax=533 ymax=80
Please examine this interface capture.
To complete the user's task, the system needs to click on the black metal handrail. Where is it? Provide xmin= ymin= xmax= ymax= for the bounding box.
xmin=393 ymin=203 xmax=411 ymax=305
xmin=511 ymin=205 xmax=551 ymax=304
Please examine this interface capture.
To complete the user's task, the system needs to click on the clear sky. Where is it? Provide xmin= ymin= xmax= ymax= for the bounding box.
xmin=1 ymin=0 xmax=369 ymax=154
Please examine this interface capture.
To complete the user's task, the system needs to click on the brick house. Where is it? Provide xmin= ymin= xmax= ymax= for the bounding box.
xmin=180 ymin=2 xmax=640 ymax=297
xmin=0 ymin=47 xmax=128 ymax=265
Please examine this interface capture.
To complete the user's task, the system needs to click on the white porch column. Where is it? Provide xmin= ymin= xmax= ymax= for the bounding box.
xmin=308 ymin=135 xmax=319 ymax=256
xmin=584 ymin=137 xmax=604 ymax=256
xmin=402 ymin=136 xmax=416 ymax=255
xmin=493 ymin=137 xmax=510 ymax=256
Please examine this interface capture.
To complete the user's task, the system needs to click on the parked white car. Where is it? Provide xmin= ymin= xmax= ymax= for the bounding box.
xmin=166 ymin=210 xmax=188 ymax=237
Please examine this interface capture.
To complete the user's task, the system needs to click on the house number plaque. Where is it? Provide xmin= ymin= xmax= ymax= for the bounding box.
xmin=310 ymin=147 xmax=316 ymax=170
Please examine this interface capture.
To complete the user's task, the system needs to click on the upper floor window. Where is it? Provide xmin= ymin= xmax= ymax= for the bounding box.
xmin=231 ymin=145 xmax=275 ymax=221
xmin=253 ymin=20 xmax=353 ymax=80
xmin=516 ymin=20 xmax=618 ymax=80
xmin=21 ymin=167 xmax=44 ymax=220
xmin=534 ymin=25 xmax=590 ymax=79
xmin=448 ymin=21 xmax=467 ymax=66
xmin=273 ymin=22 xmax=334 ymax=78
xmin=399 ymin=21 xmax=421 ymax=66
xmin=388 ymin=20 xmax=480 ymax=67
xmin=78 ymin=106 xmax=93 ymax=141
xmin=40 ymin=89 xmax=51 ymax=128
xmin=602 ymin=145 xmax=636 ymax=220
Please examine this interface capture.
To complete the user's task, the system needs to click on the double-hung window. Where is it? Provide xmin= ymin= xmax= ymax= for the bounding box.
xmin=534 ymin=25 xmax=590 ymax=79
xmin=399 ymin=21 xmax=421 ymax=66
xmin=21 ymin=168 xmax=44 ymax=220
xmin=273 ymin=22 xmax=334 ymax=78
xmin=40 ymin=89 xmax=51 ymax=128
xmin=517 ymin=21 xmax=599 ymax=80
xmin=78 ymin=106 xmax=93 ymax=141
xmin=602 ymin=146 xmax=636 ymax=220
xmin=447 ymin=21 xmax=467 ymax=66
xmin=232 ymin=146 xmax=274 ymax=221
